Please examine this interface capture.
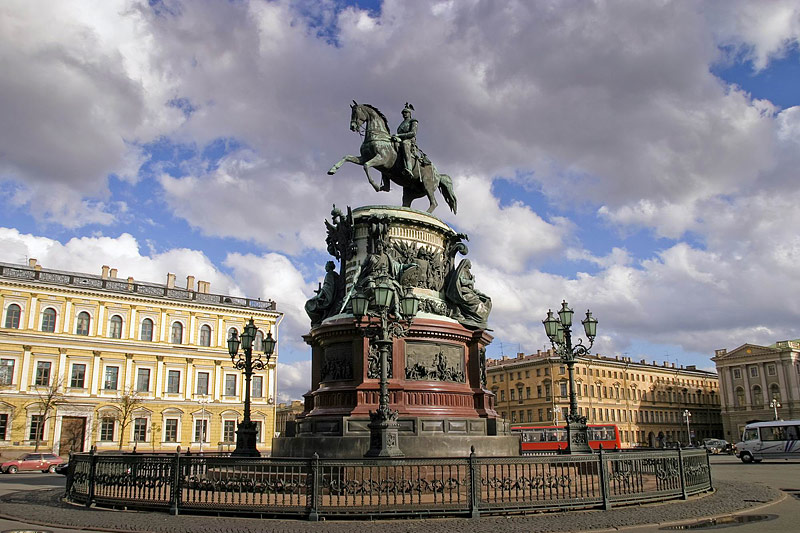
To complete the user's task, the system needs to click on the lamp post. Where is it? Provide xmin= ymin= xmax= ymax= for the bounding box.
xmin=683 ymin=409 xmax=692 ymax=447
xmin=351 ymin=283 xmax=419 ymax=457
xmin=197 ymin=396 xmax=209 ymax=454
xmin=228 ymin=318 xmax=276 ymax=457
xmin=543 ymin=301 xmax=598 ymax=454
xmin=770 ymin=398 xmax=781 ymax=421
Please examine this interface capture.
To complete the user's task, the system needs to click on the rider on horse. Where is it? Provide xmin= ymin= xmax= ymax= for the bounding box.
xmin=392 ymin=103 xmax=420 ymax=185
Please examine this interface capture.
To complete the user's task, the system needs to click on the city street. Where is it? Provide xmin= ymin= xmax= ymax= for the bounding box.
xmin=0 ymin=456 xmax=798 ymax=532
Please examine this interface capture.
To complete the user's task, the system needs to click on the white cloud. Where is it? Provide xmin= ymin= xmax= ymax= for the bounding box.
xmin=276 ymin=360 xmax=311 ymax=403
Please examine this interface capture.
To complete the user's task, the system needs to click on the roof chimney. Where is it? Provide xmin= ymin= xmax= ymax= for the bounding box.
xmin=109 ymin=268 xmax=118 ymax=278
xmin=186 ymin=275 xmax=195 ymax=291
xmin=101 ymin=265 xmax=110 ymax=279
xmin=28 ymin=258 xmax=37 ymax=268
xmin=197 ymin=280 xmax=210 ymax=294
xmin=166 ymin=273 xmax=176 ymax=288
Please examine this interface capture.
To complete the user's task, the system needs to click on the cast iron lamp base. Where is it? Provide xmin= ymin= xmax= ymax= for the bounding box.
xmin=231 ymin=421 xmax=261 ymax=457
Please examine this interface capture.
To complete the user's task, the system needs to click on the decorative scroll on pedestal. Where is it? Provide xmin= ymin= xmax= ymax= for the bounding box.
xmin=405 ymin=342 xmax=465 ymax=383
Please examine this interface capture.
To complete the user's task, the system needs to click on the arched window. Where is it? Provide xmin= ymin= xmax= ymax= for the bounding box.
xmin=41 ymin=308 xmax=56 ymax=332
xmin=770 ymin=383 xmax=781 ymax=402
xmin=76 ymin=312 xmax=90 ymax=336
xmin=254 ymin=330 xmax=264 ymax=352
xmin=4 ymin=304 xmax=21 ymax=329
xmin=735 ymin=387 xmax=745 ymax=407
xmin=199 ymin=325 xmax=211 ymax=347
xmin=140 ymin=318 xmax=153 ymax=341
xmin=752 ymin=385 xmax=763 ymax=407
xmin=109 ymin=315 xmax=123 ymax=339
xmin=171 ymin=322 xmax=183 ymax=344
xmin=227 ymin=327 xmax=238 ymax=341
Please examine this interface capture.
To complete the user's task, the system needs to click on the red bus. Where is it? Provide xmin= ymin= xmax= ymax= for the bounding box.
xmin=511 ymin=424 xmax=621 ymax=452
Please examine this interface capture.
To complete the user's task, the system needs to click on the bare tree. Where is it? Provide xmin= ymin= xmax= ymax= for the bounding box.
xmin=27 ymin=377 xmax=68 ymax=452
xmin=110 ymin=387 xmax=144 ymax=450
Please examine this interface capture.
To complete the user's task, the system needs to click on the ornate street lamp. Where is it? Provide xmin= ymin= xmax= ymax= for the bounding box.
xmin=683 ymin=409 xmax=692 ymax=447
xmin=353 ymin=284 xmax=419 ymax=457
xmin=228 ymin=318 xmax=276 ymax=457
xmin=770 ymin=398 xmax=781 ymax=421
xmin=543 ymin=301 xmax=598 ymax=454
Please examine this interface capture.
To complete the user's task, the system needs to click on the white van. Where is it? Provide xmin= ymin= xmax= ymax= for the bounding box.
xmin=735 ymin=420 xmax=800 ymax=463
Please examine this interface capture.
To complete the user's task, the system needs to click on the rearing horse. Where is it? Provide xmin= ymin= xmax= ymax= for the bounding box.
xmin=328 ymin=101 xmax=457 ymax=214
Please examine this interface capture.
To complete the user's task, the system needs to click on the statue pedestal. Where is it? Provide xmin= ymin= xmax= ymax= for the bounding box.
xmin=273 ymin=206 xmax=517 ymax=458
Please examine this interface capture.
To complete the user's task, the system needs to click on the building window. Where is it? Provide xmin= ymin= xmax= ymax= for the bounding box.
xmin=136 ymin=368 xmax=151 ymax=392
xmin=164 ymin=419 xmax=179 ymax=442
xmin=223 ymin=420 xmax=236 ymax=442
xmin=0 ymin=359 xmax=14 ymax=385
xmin=733 ymin=368 xmax=741 ymax=379
xmin=29 ymin=414 xmax=44 ymax=441
xmin=140 ymin=318 xmax=154 ymax=341
xmin=526 ymin=387 xmax=531 ymax=399
xmin=76 ymin=311 xmax=90 ymax=335
xmin=194 ymin=419 xmax=208 ymax=443
xmin=252 ymin=376 xmax=263 ymax=398
xmin=749 ymin=366 xmax=759 ymax=378
xmin=254 ymin=330 xmax=264 ymax=351
xmin=510 ymin=389 xmax=515 ymax=400
xmin=34 ymin=361 xmax=51 ymax=386
xmin=166 ymin=370 xmax=181 ymax=394
xmin=41 ymin=308 xmax=56 ymax=332
xmin=227 ymin=327 xmax=238 ymax=342
xmin=770 ymin=384 xmax=781 ymax=402
xmin=100 ymin=418 xmax=115 ymax=441
xmin=133 ymin=418 xmax=147 ymax=443
xmin=545 ymin=383 xmax=551 ymax=399
xmin=70 ymin=364 xmax=86 ymax=388
xmin=199 ymin=325 xmax=211 ymax=347
xmin=196 ymin=372 xmax=210 ymax=396
xmin=559 ymin=366 xmax=565 ymax=375
xmin=109 ymin=315 xmax=123 ymax=339
xmin=560 ymin=382 xmax=568 ymax=398
xmin=500 ymin=390 xmax=505 ymax=401
xmin=0 ymin=413 xmax=8 ymax=440
xmin=537 ymin=385 xmax=542 ymax=398
xmin=104 ymin=366 xmax=119 ymax=390
xmin=224 ymin=375 xmax=237 ymax=396
xmin=752 ymin=385 xmax=763 ymax=407
xmin=171 ymin=322 xmax=183 ymax=344
xmin=767 ymin=364 xmax=776 ymax=376
xmin=4 ymin=304 xmax=21 ymax=329
xmin=254 ymin=421 xmax=262 ymax=442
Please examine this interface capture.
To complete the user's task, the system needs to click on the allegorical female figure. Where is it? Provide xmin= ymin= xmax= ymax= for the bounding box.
xmin=445 ymin=259 xmax=492 ymax=329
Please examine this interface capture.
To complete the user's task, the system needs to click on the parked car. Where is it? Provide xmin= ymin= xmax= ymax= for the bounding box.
xmin=1 ymin=452 xmax=64 ymax=473
xmin=702 ymin=438 xmax=732 ymax=454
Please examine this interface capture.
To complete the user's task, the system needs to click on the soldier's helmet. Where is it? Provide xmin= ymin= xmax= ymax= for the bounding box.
xmin=402 ymin=102 xmax=414 ymax=115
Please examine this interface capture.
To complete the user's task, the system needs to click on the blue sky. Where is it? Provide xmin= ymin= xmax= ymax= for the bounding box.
xmin=2 ymin=1 xmax=800 ymax=401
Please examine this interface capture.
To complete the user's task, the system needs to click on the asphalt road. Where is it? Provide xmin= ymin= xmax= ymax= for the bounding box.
xmin=0 ymin=455 xmax=798 ymax=532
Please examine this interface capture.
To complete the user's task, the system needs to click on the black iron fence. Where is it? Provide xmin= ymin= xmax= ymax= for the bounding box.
xmin=65 ymin=447 xmax=712 ymax=520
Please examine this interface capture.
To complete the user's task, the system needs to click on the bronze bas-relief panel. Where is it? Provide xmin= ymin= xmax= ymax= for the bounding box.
xmin=321 ymin=341 xmax=353 ymax=382
xmin=404 ymin=341 xmax=465 ymax=383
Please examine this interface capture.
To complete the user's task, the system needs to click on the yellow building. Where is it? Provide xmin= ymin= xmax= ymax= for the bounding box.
xmin=488 ymin=350 xmax=723 ymax=447
xmin=0 ymin=259 xmax=281 ymax=456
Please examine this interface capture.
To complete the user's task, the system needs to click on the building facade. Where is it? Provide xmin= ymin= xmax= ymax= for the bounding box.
xmin=712 ymin=340 xmax=800 ymax=442
xmin=274 ymin=400 xmax=304 ymax=437
xmin=0 ymin=259 xmax=281 ymax=456
xmin=488 ymin=350 xmax=722 ymax=447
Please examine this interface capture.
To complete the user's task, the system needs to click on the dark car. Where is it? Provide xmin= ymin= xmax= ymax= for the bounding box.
xmin=1 ymin=452 xmax=64 ymax=473
xmin=55 ymin=461 xmax=71 ymax=475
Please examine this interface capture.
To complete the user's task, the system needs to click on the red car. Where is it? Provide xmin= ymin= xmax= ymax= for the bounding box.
xmin=1 ymin=452 xmax=64 ymax=473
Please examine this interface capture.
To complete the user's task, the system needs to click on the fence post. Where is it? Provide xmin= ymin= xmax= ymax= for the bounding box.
xmin=64 ymin=451 xmax=74 ymax=498
xmin=677 ymin=445 xmax=687 ymax=500
xmin=170 ymin=446 xmax=182 ymax=516
xmin=86 ymin=446 xmax=97 ymax=508
xmin=598 ymin=444 xmax=611 ymax=510
xmin=706 ymin=449 xmax=713 ymax=491
xmin=308 ymin=452 xmax=320 ymax=522
xmin=469 ymin=446 xmax=480 ymax=519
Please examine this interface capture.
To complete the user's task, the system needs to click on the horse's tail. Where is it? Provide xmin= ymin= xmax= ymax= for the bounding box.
xmin=438 ymin=173 xmax=458 ymax=215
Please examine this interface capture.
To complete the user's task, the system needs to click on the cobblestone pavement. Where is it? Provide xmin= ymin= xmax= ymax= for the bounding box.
xmin=0 ymin=481 xmax=781 ymax=533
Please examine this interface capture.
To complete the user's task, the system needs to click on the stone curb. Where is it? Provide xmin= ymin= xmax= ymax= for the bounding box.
xmin=0 ymin=481 xmax=782 ymax=533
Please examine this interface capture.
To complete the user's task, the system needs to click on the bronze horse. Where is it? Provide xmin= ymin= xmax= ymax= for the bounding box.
xmin=328 ymin=102 xmax=457 ymax=214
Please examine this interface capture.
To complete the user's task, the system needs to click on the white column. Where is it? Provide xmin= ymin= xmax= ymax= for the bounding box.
xmin=189 ymin=315 xmax=197 ymax=345
xmin=27 ymin=296 xmax=38 ymax=329
xmin=777 ymin=357 xmax=790 ymax=402
xmin=213 ymin=361 xmax=221 ymax=401
xmin=19 ymin=345 xmax=31 ymax=392
xmin=217 ymin=318 xmax=225 ymax=346
xmin=124 ymin=354 xmax=134 ymax=391
xmin=57 ymin=348 xmax=68 ymax=391
xmin=95 ymin=303 xmax=105 ymax=337
xmin=129 ymin=308 xmax=137 ymax=339
xmin=185 ymin=360 xmax=193 ymax=400
xmin=63 ymin=300 xmax=72 ymax=333
xmin=155 ymin=357 xmax=164 ymax=398
xmin=160 ymin=311 xmax=167 ymax=342
xmin=90 ymin=351 xmax=101 ymax=394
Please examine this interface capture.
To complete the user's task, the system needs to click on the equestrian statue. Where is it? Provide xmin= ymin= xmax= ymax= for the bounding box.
xmin=328 ymin=101 xmax=458 ymax=215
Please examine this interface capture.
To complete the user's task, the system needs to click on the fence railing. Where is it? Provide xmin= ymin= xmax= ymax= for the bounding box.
xmin=65 ymin=447 xmax=712 ymax=520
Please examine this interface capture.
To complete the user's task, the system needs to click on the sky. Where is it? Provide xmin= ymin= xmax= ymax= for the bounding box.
xmin=2 ymin=0 xmax=800 ymax=402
